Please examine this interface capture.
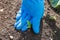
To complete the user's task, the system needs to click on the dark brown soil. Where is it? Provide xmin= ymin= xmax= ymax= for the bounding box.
xmin=0 ymin=0 xmax=60 ymax=40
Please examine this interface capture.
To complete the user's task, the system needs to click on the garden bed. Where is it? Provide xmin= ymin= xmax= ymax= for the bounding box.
xmin=0 ymin=0 xmax=60 ymax=40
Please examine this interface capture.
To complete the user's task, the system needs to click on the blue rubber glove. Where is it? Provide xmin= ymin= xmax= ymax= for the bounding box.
xmin=14 ymin=8 xmax=31 ymax=30
xmin=14 ymin=0 xmax=44 ymax=34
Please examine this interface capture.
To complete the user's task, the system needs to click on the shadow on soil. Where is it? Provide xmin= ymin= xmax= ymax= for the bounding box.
xmin=45 ymin=16 xmax=60 ymax=40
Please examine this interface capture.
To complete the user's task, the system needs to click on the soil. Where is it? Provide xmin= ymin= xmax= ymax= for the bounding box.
xmin=0 ymin=0 xmax=60 ymax=40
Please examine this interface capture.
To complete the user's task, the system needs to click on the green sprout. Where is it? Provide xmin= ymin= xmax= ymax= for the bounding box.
xmin=27 ymin=20 xmax=32 ymax=28
xmin=49 ymin=0 xmax=60 ymax=9
xmin=46 ymin=14 xmax=56 ymax=21
xmin=49 ymin=16 xmax=56 ymax=20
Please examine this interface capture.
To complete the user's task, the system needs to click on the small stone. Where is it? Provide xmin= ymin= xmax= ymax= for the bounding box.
xmin=51 ymin=39 xmax=53 ymax=40
xmin=2 ymin=28 xmax=6 ymax=33
xmin=49 ymin=38 xmax=53 ymax=40
xmin=5 ymin=17 xmax=7 ymax=19
xmin=54 ymin=31 xmax=57 ymax=33
xmin=0 ymin=9 xmax=4 ymax=12
xmin=9 ymin=35 xmax=13 ymax=39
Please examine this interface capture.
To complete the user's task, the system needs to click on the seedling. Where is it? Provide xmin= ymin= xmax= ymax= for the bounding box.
xmin=27 ymin=20 xmax=32 ymax=29
xmin=49 ymin=16 xmax=56 ymax=20
xmin=46 ymin=14 xmax=56 ymax=21
xmin=49 ymin=0 xmax=60 ymax=9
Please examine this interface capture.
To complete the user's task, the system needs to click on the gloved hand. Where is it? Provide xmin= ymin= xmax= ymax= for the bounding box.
xmin=14 ymin=8 xmax=31 ymax=31
xmin=14 ymin=0 xmax=44 ymax=34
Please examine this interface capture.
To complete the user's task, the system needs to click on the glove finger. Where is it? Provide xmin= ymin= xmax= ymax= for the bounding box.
xmin=16 ymin=8 xmax=21 ymax=21
xmin=16 ymin=11 xmax=27 ymax=22
xmin=14 ymin=18 xmax=21 ymax=28
xmin=32 ymin=18 xmax=41 ymax=34
xmin=16 ymin=12 xmax=21 ymax=22
xmin=14 ymin=14 xmax=29 ymax=28
xmin=15 ymin=15 xmax=31 ymax=30
xmin=21 ymin=24 xmax=28 ymax=32
xmin=15 ymin=22 xmax=22 ymax=30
